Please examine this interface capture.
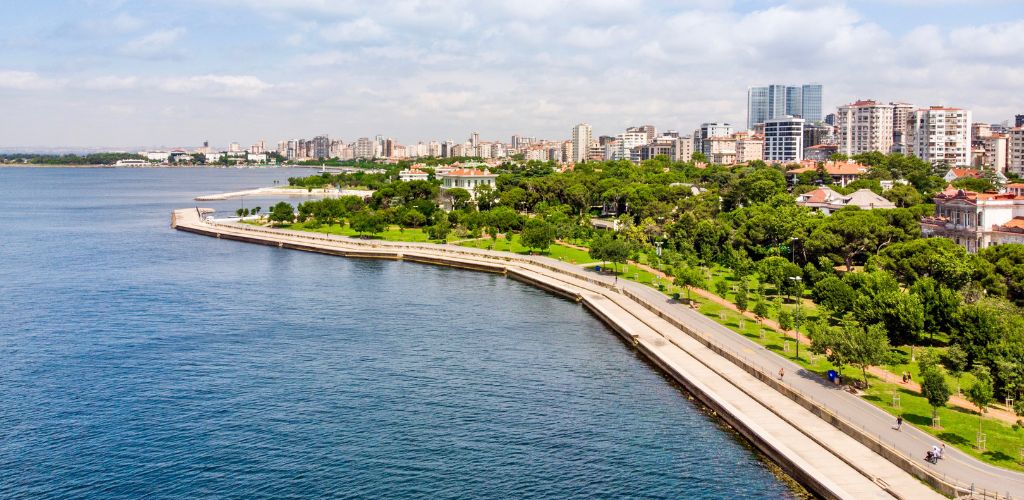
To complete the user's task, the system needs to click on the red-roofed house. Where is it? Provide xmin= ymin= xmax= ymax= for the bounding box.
xmin=398 ymin=166 xmax=430 ymax=182
xmin=921 ymin=185 xmax=1024 ymax=252
xmin=786 ymin=160 xmax=870 ymax=187
xmin=943 ymin=167 xmax=983 ymax=183
xmin=439 ymin=168 xmax=497 ymax=199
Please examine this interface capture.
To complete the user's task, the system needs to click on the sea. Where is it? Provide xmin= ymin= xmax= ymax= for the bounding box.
xmin=0 ymin=167 xmax=804 ymax=498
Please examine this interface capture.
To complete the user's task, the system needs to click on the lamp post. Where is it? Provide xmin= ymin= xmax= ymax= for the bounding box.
xmin=789 ymin=275 xmax=802 ymax=359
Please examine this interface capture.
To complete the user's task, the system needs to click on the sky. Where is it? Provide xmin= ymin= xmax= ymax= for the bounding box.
xmin=2 ymin=0 xmax=1023 ymax=150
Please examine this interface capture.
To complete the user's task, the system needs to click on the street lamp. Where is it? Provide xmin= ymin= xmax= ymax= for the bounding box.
xmin=789 ymin=275 xmax=802 ymax=359
xmin=654 ymin=240 xmax=663 ymax=258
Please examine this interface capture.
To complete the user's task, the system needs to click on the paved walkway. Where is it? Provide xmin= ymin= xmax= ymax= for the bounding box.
xmin=174 ymin=209 xmax=1024 ymax=498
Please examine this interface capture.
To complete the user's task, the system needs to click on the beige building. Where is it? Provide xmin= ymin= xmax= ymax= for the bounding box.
xmin=571 ymin=123 xmax=592 ymax=163
xmin=891 ymin=102 xmax=915 ymax=153
xmin=1009 ymin=127 xmax=1024 ymax=176
xmin=836 ymin=100 xmax=894 ymax=156
xmin=706 ymin=136 xmax=737 ymax=164
xmin=907 ymin=106 xmax=972 ymax=166
xmin=734 ymin=132 xmax=764 ymax=163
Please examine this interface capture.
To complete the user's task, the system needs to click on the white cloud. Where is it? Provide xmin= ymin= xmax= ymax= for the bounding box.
xmin=0 ymin=71 xmax=63 ymax=90
xmin=320 ymin=17 xmax=388 ymax=43
xmin=82 ymin=75 xmax=139 ymax=90
xmin=119 ymin=28 xmax=185 ymax=57
xmin=157 ymin=75 xmax=272 ymax=98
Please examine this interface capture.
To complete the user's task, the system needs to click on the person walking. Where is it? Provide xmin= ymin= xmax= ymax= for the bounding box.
xmin=895 ymin=416 xmax=903 ymax=431
xmin=778 ymin=367 xmax=785 ymax=380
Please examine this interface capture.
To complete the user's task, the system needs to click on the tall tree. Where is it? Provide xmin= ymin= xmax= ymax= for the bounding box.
xmin=920 ymin=366 xmax=952 ymax=426
xmin=966 ymin=365 xmax=995 ymax=439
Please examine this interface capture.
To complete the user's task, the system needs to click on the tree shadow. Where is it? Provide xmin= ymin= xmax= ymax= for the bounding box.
xmin=938 ymin=432 xmax=970 ymax=447
xmin=983 ymin=450 xmax=1015 ymax=462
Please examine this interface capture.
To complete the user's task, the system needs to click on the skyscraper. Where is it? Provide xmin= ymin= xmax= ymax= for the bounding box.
xmin=1016 ymin=114 xmax=1024 ymax=128
xmin=571 ymin=123 xmax=592 ymax=163
xmin=747 ymin=83 xmax=822 ymax=129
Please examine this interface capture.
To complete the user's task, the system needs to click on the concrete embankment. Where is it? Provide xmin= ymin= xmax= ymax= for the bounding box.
xmin=194 ymin=187 xmax=374 ymax=201
xmin=171 ymin=208 xmax=947 ymax=499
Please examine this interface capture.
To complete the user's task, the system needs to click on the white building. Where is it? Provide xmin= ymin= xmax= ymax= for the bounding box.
xmin=571 ymin=123 xmax=592 ymax=163
xmin=836 ymin=100 xmax=894 ymax=156
xmin=796 ymin=187 xmax=896 ymax=215
xmin=734 ymin=132 xmax=764 ymax=163
xmin=398 ymin=166 xmax=430 ymax=182
xmin=696 ymin=123 xmax=733 ymax=157
xmin=613 ymin=132 xmax=648 ymax=161
xmin=438 ymin=168 xmax=497 ymax=198
xmin=921 ymin=185 xmax=1024 ymax=252
xmin=907 ymin=106 xmax=972 ymax=166
xmin=763 ymin=116 xmax=805 ymax=163
xmin=891 ymin=102 xmax=915 ymax=153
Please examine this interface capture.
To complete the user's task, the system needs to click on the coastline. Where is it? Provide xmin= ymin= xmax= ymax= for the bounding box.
xmin=171 ymin=207 xmax=963 ymax=499
xmin=194 ymin=186 xmax=375 ymax=201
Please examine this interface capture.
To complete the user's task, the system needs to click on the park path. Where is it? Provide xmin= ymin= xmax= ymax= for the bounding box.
xmin=570 ymin=245 xmax=1024 ymax=427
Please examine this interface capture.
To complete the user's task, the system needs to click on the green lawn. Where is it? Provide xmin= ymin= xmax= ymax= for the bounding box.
xmin=270 ymin=221 xmax=433 ymax=242
xmin=458 ymin=234 xmax=597 ymax=263
xmin=605 ymin=262 xmax=1024 ymax=471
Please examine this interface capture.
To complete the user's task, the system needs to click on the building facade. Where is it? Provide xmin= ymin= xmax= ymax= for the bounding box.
xmin=920 ymin=185 xmax=1024 ymax=252
xmin=763 ymin=116 xmax=805 ymax=163
xmin=571 ymin=123 xmax=592 ymax=163
xmin=1011 ymin=127 xmax=1024 ymax=176
xmin=907 ymin=106 xmax=972 ymax=166
xmin=836 ymin=100 xmax=894 ymax=156
xmin=747 ymin=83 xmax=822 ymax=128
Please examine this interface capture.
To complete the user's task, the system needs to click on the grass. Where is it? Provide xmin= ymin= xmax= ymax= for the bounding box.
xmin=266 ymin=220 xmax=433 ymax=242
xmin=458 ymin=234 xmax=598 ymax=263
xmin=608 ymin=261 xmax=1024 ymax=472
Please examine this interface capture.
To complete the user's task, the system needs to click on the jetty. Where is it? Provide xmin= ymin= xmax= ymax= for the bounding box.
xmin=172 ymin=207 xmax=1024 ymax=499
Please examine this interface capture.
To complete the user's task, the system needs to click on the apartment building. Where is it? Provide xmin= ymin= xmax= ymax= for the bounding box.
xmin=836 ymin=100 xmax=894 ymax=156
xmin=763 ymin=116 xmax=805 ymax=163
xmin=1011 ymin=127 xmax=1024 ymax=176
xmin=907 ymin=106 xmax=972 ymax=166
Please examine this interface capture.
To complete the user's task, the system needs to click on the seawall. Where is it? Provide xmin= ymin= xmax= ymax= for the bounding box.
xmin=172 ymin=208 xmax=952 ymax=499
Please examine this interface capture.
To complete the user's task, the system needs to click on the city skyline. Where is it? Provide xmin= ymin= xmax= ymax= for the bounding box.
xmin=2 ymin=0 xmax=1024 ymax=148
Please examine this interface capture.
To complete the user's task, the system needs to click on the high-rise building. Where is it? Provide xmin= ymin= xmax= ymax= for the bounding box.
xmin=354 ymin=137 xmax=374 ymax=159
xmin=803 ymin=123 xmax=832 ymax=149
xmin=907 ymin=106 xmax=972 ymax=166
xmin=763 ymin=116 xmax=805 ymax=163
xmin=613 ymin=132 xmax=648 ymax=161
xmin=836 ymin=100 xmax=894 ymax=156
xmin=891 ymin=102 xmax=915 ymax=153
xmin=1016 ymin=115 xmax=1024 ymax=128
xmin=626 ymin=125 xmax=656 ymax=144
xmin=571 ymin=123 xmax=593 ymax=163
xmin=696 ymin=123 xmax=734 ymax=157
xmin=470 ymin=132 xmax=480 ymax=148
xmin=1010 ymin=127 xmax=1024 ymax=176
xmin=747 ymin=83 xmax=822 ymax=129
xmin=312 ymin=135 xmax=330 ymax=159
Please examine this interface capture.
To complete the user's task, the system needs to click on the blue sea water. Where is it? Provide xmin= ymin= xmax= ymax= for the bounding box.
xmin=0 ymin=167 xmax=803 ymax=498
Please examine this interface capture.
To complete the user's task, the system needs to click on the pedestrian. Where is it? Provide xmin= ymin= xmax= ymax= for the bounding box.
xmin=902 ymin=373 xmax=907 ymax=383
xmin=895 ymin=416 xmax=903 ymax=431
xmin=778 ymin=367 xmax=785 ymax=379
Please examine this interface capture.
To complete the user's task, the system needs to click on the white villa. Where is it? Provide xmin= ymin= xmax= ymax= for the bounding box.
xmin=920 ymin=185 xmax=1024 ymax=252
xmin=438 ymin=168 xmax=497 ymax=198
xmin=398 ymin=166 xmax=430 ymax=182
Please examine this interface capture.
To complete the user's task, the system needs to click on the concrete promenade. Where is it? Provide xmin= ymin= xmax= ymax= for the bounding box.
xmin=172 ymin=208 xmax=1019 ymax=498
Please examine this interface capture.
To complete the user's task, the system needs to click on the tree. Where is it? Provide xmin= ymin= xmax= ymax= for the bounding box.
xmin=268 ymin=201 xmax=295 ymax=225
xmin=714 ymin=279 xmax=729 ymax=298
xmin=851 ymin=270 xmax=925 ymax=345
xmin=590 ymin=235 xmax=629 ymax=273
xmin=873 ymin=238 xmax=974 ymax=289
xmin=673 ymin=265 xmax=706 ymax=302
xmin=811 ymin=276 xmax=856 ymax=316
xmin=943 ymin=345 xmax=968 ymax=394
xmin=735 ymin=286 xmax=749 ymax=312
xmin=400 ymin=209 xmax=427 ymax=228
xmin=758 ymin=256 xmax=802 ymax=297
xmin=752 ymin=300 xmax=769 ymax=319
xmin=350 ymin=210 xmax=386 ymax=236
xmin=778 ymin=309 xmax=794 ymax=331
xmin=447 ymin=188 xmax=471 ymax=210
xmin=920 ymin=366 xmax=952 ymax=426
xmin=520 ymin=218 xmax=556 ymax=253
xmin=966 ymin=365 xmax=995 ymax=439
xmin=910 ymin=276 xmax=961 ymax=340
xmin=427 ymin=212 xmax=451 ymax=241
xmin=806 ymin=208 xmax=907 ymax=271
xmin=808 ymin=318 xmax=890 ymax=388
xmin=236 ymin=208 xmax=245 ymax=218
xmin=808 ymin=320 xmax=849 ymax=377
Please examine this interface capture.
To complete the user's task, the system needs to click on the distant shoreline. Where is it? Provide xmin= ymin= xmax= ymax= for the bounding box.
xmin=0 ymin=164 xmax=295 ymax=169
